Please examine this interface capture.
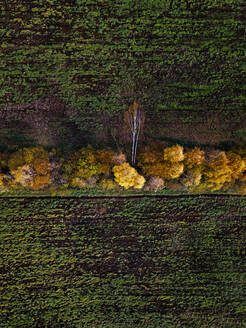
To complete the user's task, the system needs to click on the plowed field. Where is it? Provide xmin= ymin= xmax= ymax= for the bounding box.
xmin=0 ymin=196 xmax=246 ymax=328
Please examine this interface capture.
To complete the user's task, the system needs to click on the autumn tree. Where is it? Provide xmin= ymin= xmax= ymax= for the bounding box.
xmin=112 ymin=162 xmax=145 ymax=189
xmin=124 ymin=101 xmax=145 ymax=167
xmin=203 ymin=150 xmax=232 ymax=191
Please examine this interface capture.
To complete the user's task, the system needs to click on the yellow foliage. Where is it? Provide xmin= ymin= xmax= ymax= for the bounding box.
xmin=138 ymin=143 xmax=164 ymax=165
xmin=112 ymin=153 xmax=127 ymax=165
xmin=0 ymin=174 xmax=5 ymax=187
xmin=138 ymin=144 xmax=184 ymax=180
xmin=163 ymin=161 xmax=184 ymax=180
xmin=95 ymin=149 xmax=115 ymax=166
xmin=163 ymin=145 xmax=184 ymax=163
xmin=166 ymin=180 xmax=183 ymax=192
xmin=71 ymin=176 xmax=97 ymax=188
xmin=239 ymin=172 xmax=246 ymax=182
xmin=33 ymin=158 xmax=50 ymax=175
xmin=31 ymin=175 xmax=51 ymax=190
xmin=226 ymin=151 xmax=245 ymax=179
xmin=113 ymin=163 xmax=145 ymax=189
xmin=204 ymin=150 xmax=232 ymax=191
xmin=8 ymin=149 xmax=26 ymax=171
xmin=144 ymin=176 xmax=165 ymax=192
xmin=99 ymin=178 xmax=118 ymax=190
xmin=66 ymin=147 xmax=115 ymax=181
xmin=205 ymin=150 xmax=228 ymax=169
xmin=8 ymin=147 xmax=49 ymax=171
xmin=11 ymin=165 xmax=35 ymax=187
xmin=180 ymin=167 xmax=202 ymax=188
xmin=140 ymin=162 xmax=166 ymax=179
xmin=23 ymin=147 xmax=49 ymax=164
xmin=190 ymin=182 xmax=210 ymax=194
xmin=234 ymin=181 xmax=246 ymax=195
xmin=204 ymin=165 xmax=232 ymax=191
xmin=184 ymin=147 xmax=205 ymax=169
xmin=71 ymin=177 xmax=88 ymax=188
xmin=137 ymin=143 xmax=167 ymax=179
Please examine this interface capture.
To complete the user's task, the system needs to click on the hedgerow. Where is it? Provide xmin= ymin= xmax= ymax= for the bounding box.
xmin=1 ymin=144 xmax=246 ymax=194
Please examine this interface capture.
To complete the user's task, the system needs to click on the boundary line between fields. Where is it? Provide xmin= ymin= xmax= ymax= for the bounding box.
xmin=0 ymin=194 xmax=246 ymax=199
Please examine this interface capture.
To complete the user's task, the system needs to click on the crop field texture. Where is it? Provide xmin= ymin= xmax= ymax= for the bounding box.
xmin=0 ymin=196 xmax=246 ymax=328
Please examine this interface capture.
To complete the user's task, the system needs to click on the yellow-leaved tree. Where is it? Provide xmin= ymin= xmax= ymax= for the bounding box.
xmin=184 ymin=147 xmax=205 ymax=169
xmin=162 ymin=145 xmax=184 ymax=180
xmin=8 ymin=147 xmax=51 ymax=190
xmin=180 ymin=147 xmax=205 ymax=190
xmin=112 ymin=162 xmax=145 ymax=189
xmin=62 ymin=146 xmax=115 ymax=188
xmin=203 ymin=150 xmax=232 ymax=191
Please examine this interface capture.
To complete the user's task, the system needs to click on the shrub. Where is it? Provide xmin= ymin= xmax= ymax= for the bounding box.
xmin=8 ymin=147 xmax=49 ymax=171
xmin=166 ymin=180 xmax=183 ymax=192
xmin=203 ymin=150 xmax=232 ymax=191
xmin=0 ymin=152 xmax=8 ymax=171
xmin=112 ymin=163 xmax=145 ymax=189
xmin=0 ymin=173 xmax=5 ymax=187
xmin=138 ymin=142 xmax=164 ymax=165
xmin=8 ymin=147 xmax=51 ymax=190
xmin=32 ymin=175 xmax=51 ymax=190
xmin=189 ymin=181 xmax=210 ymax=194
xmin=163 ymin=161 xmax=184 ymax=180
xmin=144 ymin=176 xmax=165 ymax=192
xmin=180 ymin=167 xmax=202 ymax=189
xmin=112 ymin=153 xmax=126 ymax=165
xmin=94 ymin=149 xmax=115 ymax=174
xmin=71 ymin=176 xmax=98 ymax=188
xmin=184 ymin=147 xmax=205 ymax=169
xmin=70 ymin=177 xmax=88 ymax=188
xmin=234 ymin=181 xmax=246 ymax=195
xmin=23 ymin=147 xmax=49 ymax=164
xmin=226 ymin=151 xmax=245 ymax=180
xmin=33 ymin=158 xmax=50 ymax=175
xmin=138 ymin=144 xmax=184 ymax=180
xmin=99 ymin=178 xmax=118 ymax=190
xmin=137 ymin=143 xmax=165 ymax=178
xmin=11 ymin=165 xmax=35 ymax=187
xmin=64 ymin=147 xmax=116 ymax=184
xmin=140 ymin=162 xmax=167 ymax=179
xmin=163 ymin=145 xmax=184 ymax=163
xmin=205 ymin=150 xmax=228 ymax=169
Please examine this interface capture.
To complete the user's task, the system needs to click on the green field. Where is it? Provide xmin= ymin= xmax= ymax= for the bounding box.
xmin=0 ymin=196 xmax=246 ymax=327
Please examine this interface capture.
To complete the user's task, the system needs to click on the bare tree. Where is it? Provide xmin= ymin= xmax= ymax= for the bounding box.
xmin=124 ymin=101 xmax=145 ymax=166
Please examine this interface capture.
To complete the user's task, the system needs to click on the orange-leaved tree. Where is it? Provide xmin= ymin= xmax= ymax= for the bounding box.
xmin=137 ymin=142 xmax=165 ymax=179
